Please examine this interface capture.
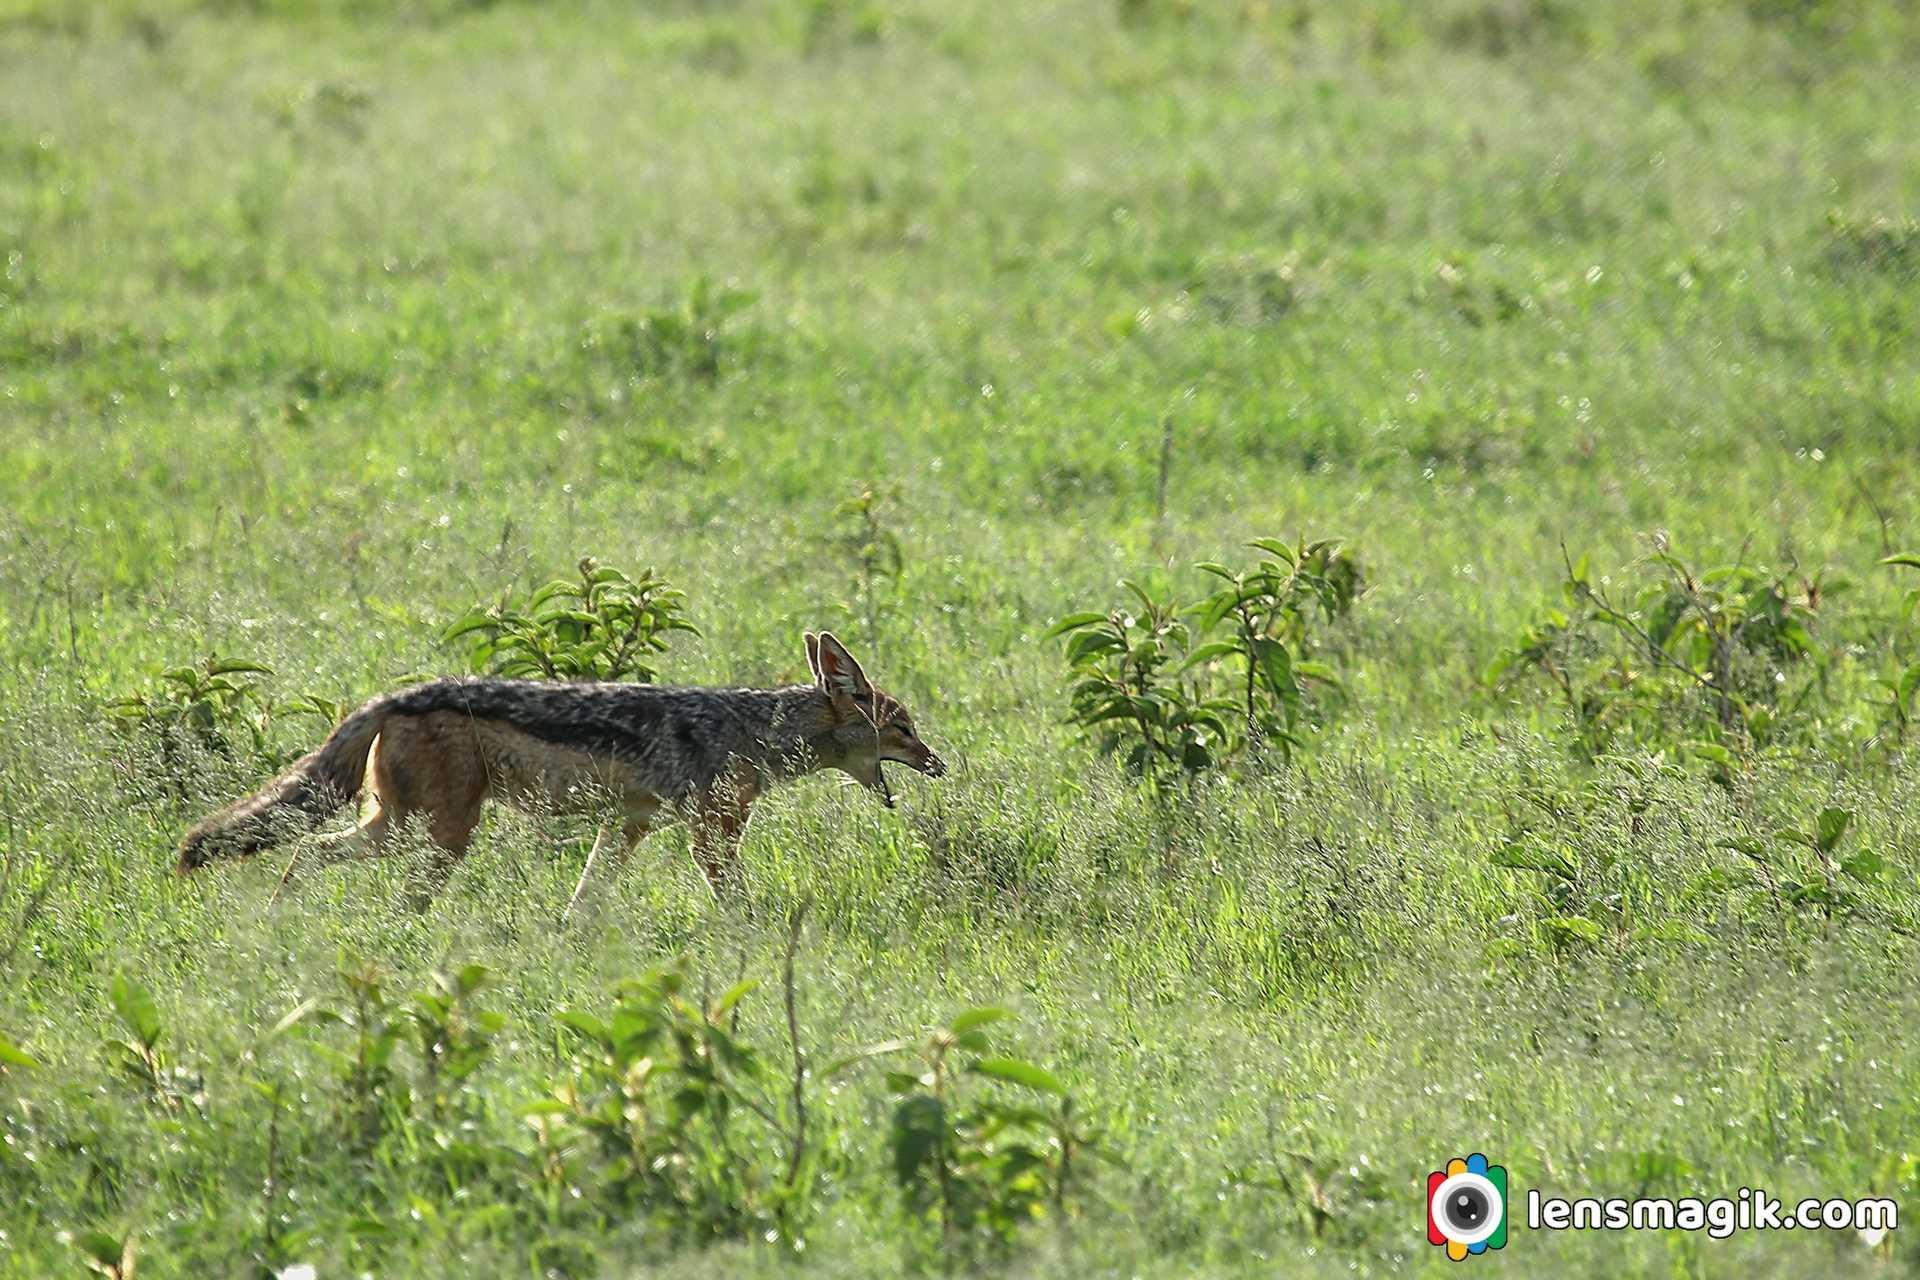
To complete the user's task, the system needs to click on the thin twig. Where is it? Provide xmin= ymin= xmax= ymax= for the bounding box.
xmin=263 ymin=1086 xmax=282 ymax=1261
xmin=782 ymin=899 xmax=811 ymax=1191
xmin=1854 ymin=474 xmax=1895 ymax=556
xmin=1561 ymin=541 xmax=1718 ymax=695
xmin=1153 ymin=416 xmax=1175 ymax=553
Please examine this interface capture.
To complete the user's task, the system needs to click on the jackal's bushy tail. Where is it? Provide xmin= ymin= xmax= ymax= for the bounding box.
xmin=176 ymin=696 xmax=388 ymax=872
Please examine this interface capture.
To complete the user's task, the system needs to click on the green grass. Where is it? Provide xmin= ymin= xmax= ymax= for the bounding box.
xmin=4 ymin=0 xmax=1920 ymax=1274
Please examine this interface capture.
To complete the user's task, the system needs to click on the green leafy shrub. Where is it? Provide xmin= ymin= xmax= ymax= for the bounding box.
xmin=106 ymin=654 xmax=274 ymax=796
xmin=1049 ymin=537 xmax=1361 ymax=784
xmin=444 ymin=557 xmax=699 ymax=682
xmin=1487 ymin=541 xmax=1835 ymax=760
xmin=1050 ymin=580 xmax=1233 ymax=783
xmin=614 ymin=275 xmax=756 ymax=381
xmin=527 ymin=961 xmax=808 ymax=1247
xmin=840 ymin=1007 xmax=1104 ymax=1265
xmin=101 ymin=974 xmax=202 ymax=1114
xmin=105 ymin=655 xmax=342 ymax=796
xmin=1720 ymin=804 xmax=1888 ymax=924
xmin=1190 ymin=537 xmax=1359 ymax=745
xmin=834 ymin=484 xmax=905 ymax=648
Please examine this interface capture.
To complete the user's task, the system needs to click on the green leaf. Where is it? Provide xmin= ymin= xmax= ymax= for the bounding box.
xmin=72 ymin=1231 xmax=129 ymax=1271
xmin=1247 ymin=537 xmax=1297 ymax=564
xmin=1545 ymin=915 xmax=1603 ymax=943
xmin=109 ymin=974 xmax=163 ymax=1049
xmin=884 ymin=1068 xmax=933 ymax=1094
xmin=1490 ymin=841 xmax=1575 ymax=878
xmin=259 ymin=996 xmax=327 ymax=1044
xmin=527 ymin=578 xmax=583 ymax=608
xmin=823 ymin=1038 xmax=914 ymax=1078
xmin=1841 ymin=850 xmax=1887 ymax=881
xmin=1119 ymin=578 xmax=1157 ymax=613
xmin=450 ymin=963 xmax=491 ymax=997
xmin=1173 ymin=641 xmax=1240 ymax=674
xmin=1064 ymin=629 xmax=1123 ymax=665
xmin=205 ymin=658 xmax=273 ymax=676
xmin=1815 ymin=806 xmax=1852 ymax=854
xmin=1880 ymin=554 xmax=1920 ymax=570
xmin=1252 ymin=637 xmax=1295 ymax=699
xmin=709 ymin=978 xmax=759 ymax=1020
xmin=1195 ymin=590 xmax=1239 ymax=633
xmin=952 ymin=1027 xmax=995 ymax=1054
xmin=948 ymin=1006 xmax=1013 ymax=1035
xmin=0 ymin=1034 xmax=38 ymax=1069
xmin=891 ymin=1094 xmax=946 ymax=1186
xmin=971 ymin=1056 xmax=1069 ymax=1094
xmin=1688 ymin=741 xmax=1735 ymax=766
xmin=554 ymin=1009 xmax=610 ymax=1047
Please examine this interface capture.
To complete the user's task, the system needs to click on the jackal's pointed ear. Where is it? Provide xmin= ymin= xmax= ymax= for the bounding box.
xmin=804 ymin=631 xmax=823 ymax=683
xmin=813 ymin=631 xmax=871 ymax=700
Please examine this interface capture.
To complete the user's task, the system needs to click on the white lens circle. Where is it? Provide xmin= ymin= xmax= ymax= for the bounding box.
xmin=1431 ymin=1171 xmax=1503 ymax=1246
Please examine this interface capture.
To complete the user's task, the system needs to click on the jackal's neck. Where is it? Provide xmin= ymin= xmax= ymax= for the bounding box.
xmin=744 ymin=684 xmax=841 ymax=781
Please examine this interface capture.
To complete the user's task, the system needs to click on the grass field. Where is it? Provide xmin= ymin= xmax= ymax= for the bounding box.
xmin=4 ymin=0 xmax=1920 ymax=1274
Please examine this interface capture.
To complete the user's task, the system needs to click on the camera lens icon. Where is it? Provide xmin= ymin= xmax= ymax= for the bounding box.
xmin=1426 ymin=1154 xmax=1507 ymax=1260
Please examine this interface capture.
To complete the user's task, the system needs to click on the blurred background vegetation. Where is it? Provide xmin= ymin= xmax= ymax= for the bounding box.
xmin=2 ymin=0 xmax=1919 ymax=1275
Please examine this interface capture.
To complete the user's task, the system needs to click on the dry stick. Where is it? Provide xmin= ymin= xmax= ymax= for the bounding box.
xmin=0 ymin=843 xmax=77 ymax=976
xmin=267 ymin=852 xmax=300 ymax=909
xmin=781 ymin=899 xmax=811 ymax=1192
xmin=262 ymin=1088 xmax=282 ymax=1263
xmin=63 ymin=571 xmax=80 ymax=668
xmin=1153 ymin=415 xmax=1175 ymax=554
xmin=1854 ymin=474 xmax=1895 ymax=557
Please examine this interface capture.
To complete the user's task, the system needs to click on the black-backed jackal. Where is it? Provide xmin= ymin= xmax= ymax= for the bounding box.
xmin=177 ymin=632 xmax=945 ymax=917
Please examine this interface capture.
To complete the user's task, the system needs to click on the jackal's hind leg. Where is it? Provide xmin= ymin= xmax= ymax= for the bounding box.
xmin=309 ymin=805 xmax=394 ymax=863
xmin=272 ymin=804 xmax=393 ymax=903
xmin=689 ymin=790 xmax=755 ymax=900
xmin=561 ymin=813 xmax=655 ymax=925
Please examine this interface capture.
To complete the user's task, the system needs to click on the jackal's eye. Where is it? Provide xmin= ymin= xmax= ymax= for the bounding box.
xmin=888 ymin=718 xmax=913 ymax=735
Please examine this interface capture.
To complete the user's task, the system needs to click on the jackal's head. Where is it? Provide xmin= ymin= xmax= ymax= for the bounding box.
xmin=805 ymin=631 xmax=945 ymax=807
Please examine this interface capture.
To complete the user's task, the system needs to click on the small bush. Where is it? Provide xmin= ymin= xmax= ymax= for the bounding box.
xmin=842 ymin=1006 xmax=1104 ymax=1266
xmin=1487 ymin=539 xmax=1834 ymax=761
xmin=528 ymin=962 xmax=809 ymax=1247
xmin=1050 ymin=537 xmax=1361 ymax=785
xmin=615 ymin=275 xmax=755 ymax=382
xmin=1823 ymin=210 xmax=1920 ymax=277
xmin=444 ymin=557 xmax=698 ymax=682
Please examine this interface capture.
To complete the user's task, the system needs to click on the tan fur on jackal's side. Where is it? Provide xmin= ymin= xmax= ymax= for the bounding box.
xmin=176 ymin=632 xmax=945 ymax=917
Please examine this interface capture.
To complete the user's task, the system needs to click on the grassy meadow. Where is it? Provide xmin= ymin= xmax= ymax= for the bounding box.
xmin=4 ymin=0 xmax=1920 ymax=1274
